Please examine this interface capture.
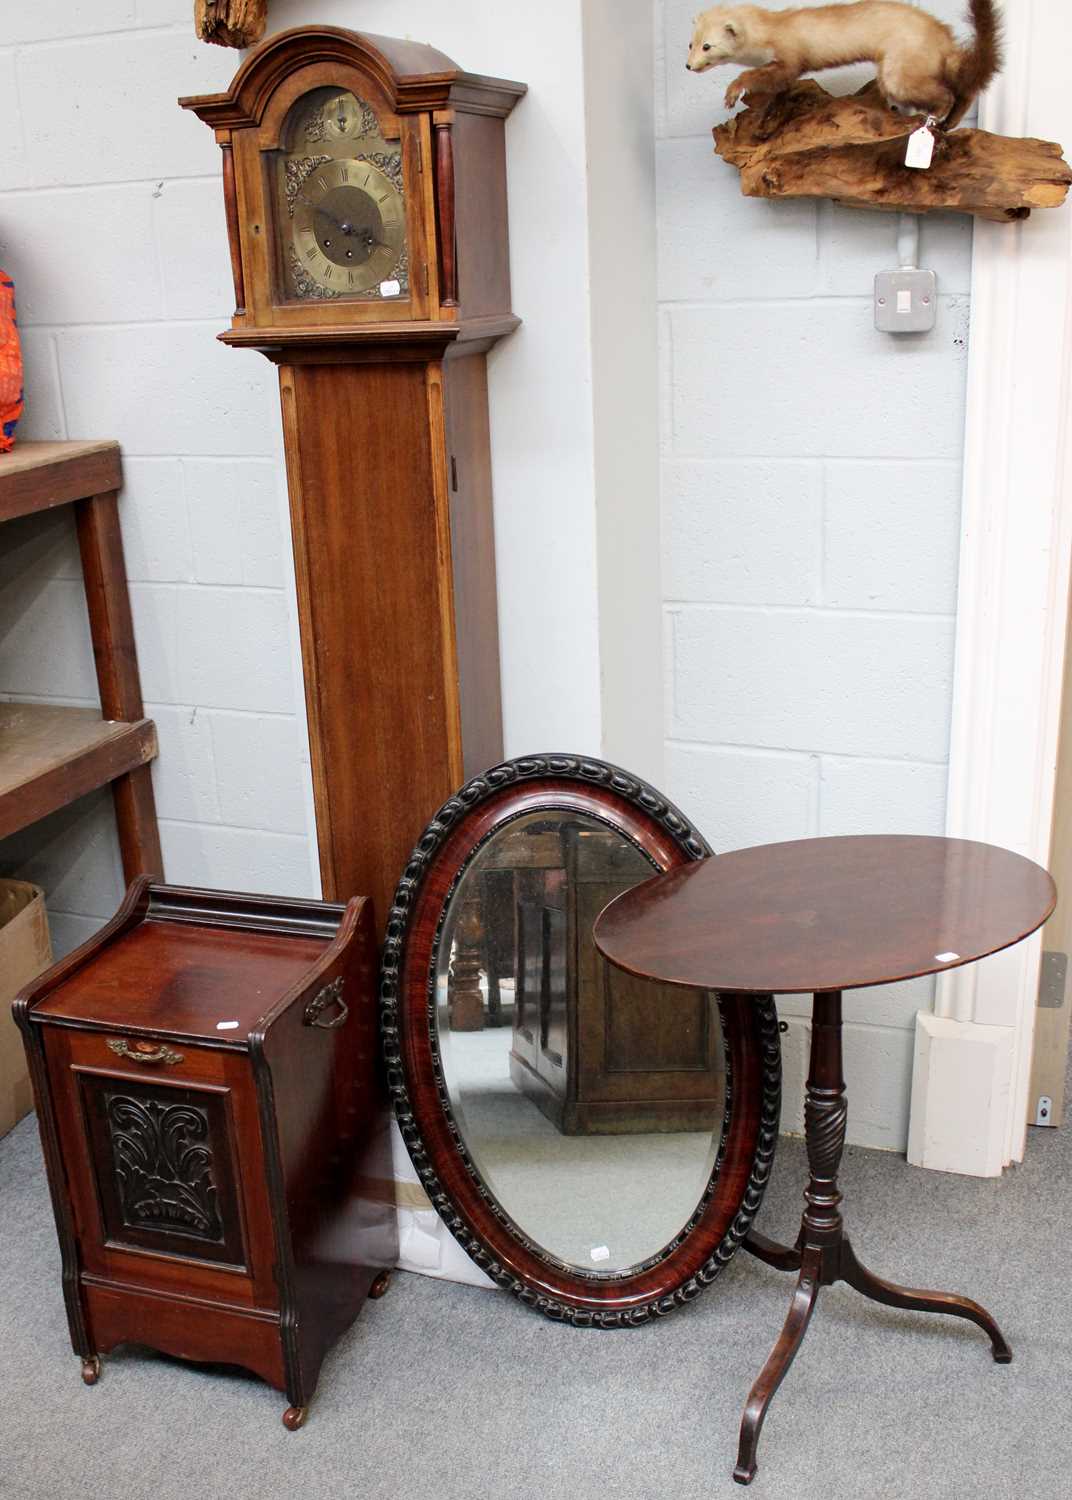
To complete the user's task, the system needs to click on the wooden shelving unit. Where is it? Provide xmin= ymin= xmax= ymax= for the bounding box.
xmin=0 ymin=441 xmax=162 ymax=878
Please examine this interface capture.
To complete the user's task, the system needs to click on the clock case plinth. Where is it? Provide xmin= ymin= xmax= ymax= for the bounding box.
xmin=182 ymin=29 xmax=525 ymax=932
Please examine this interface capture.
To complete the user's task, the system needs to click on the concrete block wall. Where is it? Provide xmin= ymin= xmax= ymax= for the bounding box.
xmin=0 ymin=0 xmax=646 ymax=1289
xmin=0 ymin=0 xmax=616 ymax=974
xmin=0 ymin=2 xmax=973 ymax=1302
xmin=0 ymin=9 xmax=317 ymax=953
xmin=656 ymin=0 xmax=974 ymax=1150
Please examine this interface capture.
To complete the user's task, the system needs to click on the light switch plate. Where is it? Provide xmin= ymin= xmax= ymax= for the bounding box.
xmin=874 ymin=268 xmax=937 ymax=332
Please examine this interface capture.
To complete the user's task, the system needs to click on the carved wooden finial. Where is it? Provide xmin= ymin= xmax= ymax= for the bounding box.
xmin=194 ymin=0 xmax=268 ymax=50
xmin=714 ymin=81 xmax=1072 ymax=222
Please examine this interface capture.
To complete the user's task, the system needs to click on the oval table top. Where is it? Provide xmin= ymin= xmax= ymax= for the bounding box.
xmin=593 ymin=835 xmax=1056 ymax=995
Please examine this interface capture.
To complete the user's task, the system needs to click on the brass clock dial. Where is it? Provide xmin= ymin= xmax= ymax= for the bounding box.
xmin=292 ymin=159 xmax=405 ymax=294
xmin=276 ymin=86 xmax=409 ymax=304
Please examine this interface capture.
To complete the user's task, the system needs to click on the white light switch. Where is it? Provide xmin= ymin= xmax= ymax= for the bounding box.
xmin=875 ymin=268 xmax=937 ymax=333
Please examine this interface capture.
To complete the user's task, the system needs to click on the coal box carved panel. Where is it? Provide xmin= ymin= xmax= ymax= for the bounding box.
xmin=81 ymin=1073 xmax=247 ymax=1268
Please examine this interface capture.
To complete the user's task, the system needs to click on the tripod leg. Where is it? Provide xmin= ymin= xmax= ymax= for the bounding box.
xmin=838 ymin=1237 xmax=1011 ymax=1363
xmin=741 ymin=1229 xmax=803 ymax=1273
xmin=734 ymin=1248 xmax=822 ymax=1485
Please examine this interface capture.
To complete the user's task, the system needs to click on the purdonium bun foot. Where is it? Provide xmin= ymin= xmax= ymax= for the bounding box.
xmin=368 ymin=1270 xmax=393 ymax=1299
xmin=80 ymin=1356 xmax=101 ymax=1385
xmin=282 ymin=1405 xmax=308 ymax=1431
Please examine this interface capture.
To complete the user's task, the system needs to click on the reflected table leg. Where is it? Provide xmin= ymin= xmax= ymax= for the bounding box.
xmin=733 ymin=989 xmax=1011 ymax=1486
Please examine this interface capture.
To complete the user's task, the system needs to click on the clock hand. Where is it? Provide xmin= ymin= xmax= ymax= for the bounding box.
xmin=296 ymin=194 xmax=383 ymax=250
xmin=346 ymin=225 xmax=391 ymax=256
xmin=295 ymin=192 xmax=347 ymax=232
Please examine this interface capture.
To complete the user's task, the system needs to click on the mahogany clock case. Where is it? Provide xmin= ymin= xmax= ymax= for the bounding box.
xmin=180 ymin=26 xmax=526 ymax=337
xmin=181 ymin=31 xmax=527 ymax=939
xmin=381 ymin=754 xmax=782 ymax=1327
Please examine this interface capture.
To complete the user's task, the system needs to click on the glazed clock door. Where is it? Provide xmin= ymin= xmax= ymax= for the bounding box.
xmin=265 ymin=81 xmax=428 ymax=324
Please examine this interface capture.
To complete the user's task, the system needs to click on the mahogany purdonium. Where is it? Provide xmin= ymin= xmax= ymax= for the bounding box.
xmin=381 ymin=753 xmax=782 ymax=1326
xmin=13 ymin=877 xmax=397 ymax=1429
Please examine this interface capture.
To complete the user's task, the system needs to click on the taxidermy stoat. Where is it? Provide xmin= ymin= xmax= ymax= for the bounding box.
xmin=686 ymin=1 xmax=1002 ymax=127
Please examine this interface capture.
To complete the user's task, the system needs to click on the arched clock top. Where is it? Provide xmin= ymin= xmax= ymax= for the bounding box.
xmin=181 ymin=24 xmax=523 ymax=338
xmin=179 ymin=25 xmax=525 ymax=131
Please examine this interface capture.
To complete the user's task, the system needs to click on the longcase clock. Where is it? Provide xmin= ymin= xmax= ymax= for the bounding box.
xmin=182 ymin=28 xmax=525 ymax=930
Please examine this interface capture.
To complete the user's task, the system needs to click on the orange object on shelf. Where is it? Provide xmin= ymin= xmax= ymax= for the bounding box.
xmin=0 ymin=269 xmax=23 ymax=453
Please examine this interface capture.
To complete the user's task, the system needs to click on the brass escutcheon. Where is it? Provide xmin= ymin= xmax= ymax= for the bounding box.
xmin=106 ymin=1039 xmax=184 ymax=1066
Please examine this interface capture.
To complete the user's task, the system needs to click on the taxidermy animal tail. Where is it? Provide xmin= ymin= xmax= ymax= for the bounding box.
xmin=947 ymin=0 xmax=1003 ymax=127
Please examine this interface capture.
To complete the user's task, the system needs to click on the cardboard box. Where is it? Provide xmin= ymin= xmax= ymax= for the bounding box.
xmin=1 ymin=879 xmax=52 ymax=1137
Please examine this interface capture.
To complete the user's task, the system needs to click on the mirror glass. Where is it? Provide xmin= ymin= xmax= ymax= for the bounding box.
xmin=435 ymin=810 xmax=726 ymax=1274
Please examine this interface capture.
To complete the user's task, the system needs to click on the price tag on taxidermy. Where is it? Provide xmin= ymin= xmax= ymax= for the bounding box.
xmin=905 ymin=123 xmax=936 ymax=170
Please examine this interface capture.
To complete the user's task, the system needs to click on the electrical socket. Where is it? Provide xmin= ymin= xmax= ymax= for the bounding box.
xmin=874 ymin=268 xmax=937 ymax=333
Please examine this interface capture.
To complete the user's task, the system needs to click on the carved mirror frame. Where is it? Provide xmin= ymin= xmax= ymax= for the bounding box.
xmin=381 ymin=754 xmax=781 ymax=1326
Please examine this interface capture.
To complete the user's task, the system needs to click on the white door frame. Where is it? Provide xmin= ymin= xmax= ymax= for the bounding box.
xmin=908 ymin=0 xmax=1072 ymax=1176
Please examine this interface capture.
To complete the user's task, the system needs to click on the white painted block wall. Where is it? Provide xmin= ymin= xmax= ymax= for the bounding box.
xmin=657 ymin=0 xmax=974 ymax=1149
xmin=0 ymin=0 xmax=645 ymax=1289
xmin=0 ymin=0 xmax=975 ymax=1292
xmin=0 ymin=0 xmax=609 ymax=951
xmin=0 ymin=9 xmax=314 ymax=958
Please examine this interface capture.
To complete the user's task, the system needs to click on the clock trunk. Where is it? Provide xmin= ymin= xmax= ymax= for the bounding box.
xmin=276 ymin=342 xmax=504 ymax=927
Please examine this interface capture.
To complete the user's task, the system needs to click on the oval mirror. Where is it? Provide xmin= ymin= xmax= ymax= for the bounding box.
xmin=381 ymin=755 xmax=780 ymax=1326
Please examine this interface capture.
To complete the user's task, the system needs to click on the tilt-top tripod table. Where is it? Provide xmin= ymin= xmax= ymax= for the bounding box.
xmin=593 ymin=835 xmax=1056 ymax=1486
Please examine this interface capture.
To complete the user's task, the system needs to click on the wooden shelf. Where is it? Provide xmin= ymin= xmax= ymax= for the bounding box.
xmin=0 ymin=703 xmax=157 ymax=842
xmin=0 ymin=441 xmax=122 ymax=523
xmin=0 ymin=438 xmax=162 ymax=877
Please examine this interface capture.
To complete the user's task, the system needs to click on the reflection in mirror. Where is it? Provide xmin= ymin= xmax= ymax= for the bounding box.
xmin=436 ymin=811 xmax=726 ymax=1274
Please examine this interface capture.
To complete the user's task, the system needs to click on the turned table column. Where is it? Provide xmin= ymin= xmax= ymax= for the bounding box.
xmin=801 ymin=989 xmax=846 ymax=1250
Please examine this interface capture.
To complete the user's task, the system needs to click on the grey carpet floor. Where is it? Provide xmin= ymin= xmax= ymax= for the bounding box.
xmin=3 ymin=1101 xmax=1071 ymax=1500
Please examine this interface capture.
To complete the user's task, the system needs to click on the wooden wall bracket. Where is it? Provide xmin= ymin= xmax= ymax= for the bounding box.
xmin=713 ymin=81 xmax=1072 ymax=222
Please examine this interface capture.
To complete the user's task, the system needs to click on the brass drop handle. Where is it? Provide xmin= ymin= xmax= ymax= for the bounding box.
xmin=107 ymin=1039 xmax=184 ymax=1066
xmin=303 ymin=977 xmax=349 ymax=1029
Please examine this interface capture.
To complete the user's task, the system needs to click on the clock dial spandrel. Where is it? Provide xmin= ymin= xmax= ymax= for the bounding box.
xmin=275 ymin=87 xmax=409 ymax=304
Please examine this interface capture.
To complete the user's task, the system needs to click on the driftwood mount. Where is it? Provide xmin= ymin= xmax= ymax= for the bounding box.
xmin=195 ymin=0 xmax=267 ymax=49
xmin=714 ymin=81 xmax=1072 ymax=223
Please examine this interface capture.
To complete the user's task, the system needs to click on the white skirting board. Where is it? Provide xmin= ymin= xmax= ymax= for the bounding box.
xmin=907 ymin=1013 xmax=1015 ymax=1178
xmin=396 ymin=1204 xmax=495 ymax=1289
xmin=389 ymin=1119 xmax=495 ymax=1288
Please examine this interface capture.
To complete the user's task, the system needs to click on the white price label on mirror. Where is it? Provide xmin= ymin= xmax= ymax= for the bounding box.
xmin=590 ymin=1245 xmax=611 ymax=1263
